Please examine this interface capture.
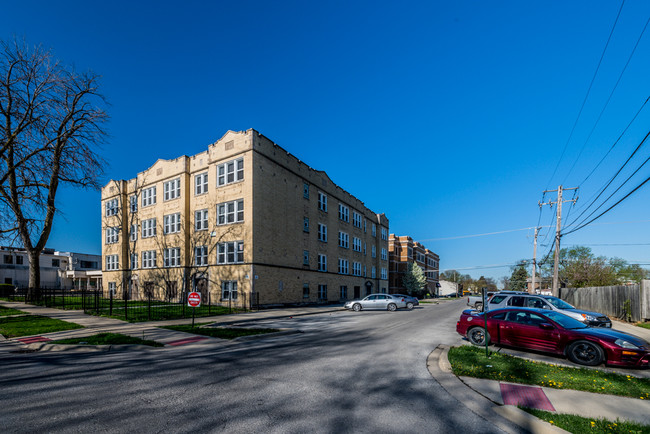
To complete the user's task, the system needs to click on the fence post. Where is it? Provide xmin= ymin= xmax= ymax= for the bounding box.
xmin=642 ymin=280 xmax=650 ymax=321
xmin=110 ymin=289 xmax=113 ymax=316
xmin=148 ymin=293 xmax=152 ymax=320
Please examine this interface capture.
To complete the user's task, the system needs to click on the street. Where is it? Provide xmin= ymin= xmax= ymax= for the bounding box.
xmin=0 ymin=299 xmax=520 ymax=433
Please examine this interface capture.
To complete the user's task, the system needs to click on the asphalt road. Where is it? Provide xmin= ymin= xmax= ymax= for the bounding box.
xmin=0 ymin=299 xmax=521 ymax=433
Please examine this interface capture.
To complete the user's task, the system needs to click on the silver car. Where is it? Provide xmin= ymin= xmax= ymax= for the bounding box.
xmin=391 ymin=294 xmax=419 ymax=309
xmin=344 ymin=294 xmax=407 ymax=312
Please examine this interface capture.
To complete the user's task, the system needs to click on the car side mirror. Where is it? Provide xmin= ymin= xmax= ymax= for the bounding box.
xmin=539 ymin=323 xmax=554 ymax=330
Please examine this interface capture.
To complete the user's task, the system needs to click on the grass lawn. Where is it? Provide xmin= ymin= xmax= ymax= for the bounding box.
xmin=448 ymin=345 xmax=650 ymax=400
xmin=637 ymin=322 xmax=650 ymax=331
xmin=0 ymin=305 xmax=25 ymax=317
xmin=521 ymin=408 xmax=649 ymax=433
xmin=162 ymin=324 xmax=280 ymax=339
xmin=52 ymin=332 xmax=164 ymax=347
xmin=0 ymin=315 xmax=83 ymax=338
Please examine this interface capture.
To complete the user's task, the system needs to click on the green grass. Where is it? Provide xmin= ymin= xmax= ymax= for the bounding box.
xmin=162 ymin=324 xmax=280 ymax=339
xmin=0 ymin=315 xmax=83 ymax=338
xmin=0 ymin=306 xmax=25 ymax=317
xmin=100 ymin=304 xmax=240 ymax=322
xmin=448 ymin=345 xmax=650 ymax=400
xmin=637 ymin=322 xmax=650 ymax=330
xmin=520 ymin=408 xmax=650 ymax=433
xmin=52 ymin=332 xmax=164 ymax=347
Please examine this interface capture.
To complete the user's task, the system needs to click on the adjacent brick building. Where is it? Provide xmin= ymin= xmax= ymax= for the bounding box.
xmin=101 ymin=129 xmax=389 ymax=307
xmin=388 ymin=235 xmax=439 ymax=297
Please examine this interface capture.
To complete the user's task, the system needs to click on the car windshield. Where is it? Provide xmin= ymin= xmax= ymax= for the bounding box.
xmin=542 ymin=311 xmax=588 ymax=329
xmin=543 ymin=296 xmax=575 ymax=310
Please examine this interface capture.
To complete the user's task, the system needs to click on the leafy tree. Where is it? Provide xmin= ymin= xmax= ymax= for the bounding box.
xmin=474 ymin=275 xmax=497 ymax=292
xmin=403 ymin=262 xmax=427 ymax=296
xmin=509 ymin=262 xmax=529 ymax=291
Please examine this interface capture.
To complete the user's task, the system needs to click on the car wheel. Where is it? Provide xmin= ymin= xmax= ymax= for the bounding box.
xmin=352 ymin=303 xmax=361 ymax=312
xmin=567 ymin=340 xmax=604 ymax=366
xmin=467 ymin=327 xmax=490 ymax=346
xmin=475 ymin=303 xmax=483 ymax=312
xmin=387 ymin=303 xmax=397 ymax=312
xmin=406 ymin=302 xmax=414 ymax=310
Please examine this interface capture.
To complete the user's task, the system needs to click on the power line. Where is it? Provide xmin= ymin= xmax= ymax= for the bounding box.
xmin=417 ymin=226 xmax=550 ymax=242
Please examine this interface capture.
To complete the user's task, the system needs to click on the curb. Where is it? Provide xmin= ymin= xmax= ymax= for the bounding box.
xmin=25 ymin=343 xmax=160 ymax=352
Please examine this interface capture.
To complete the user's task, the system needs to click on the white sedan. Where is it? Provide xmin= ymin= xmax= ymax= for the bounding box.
xmin=344 ymin=294 xmax=409 ymax=312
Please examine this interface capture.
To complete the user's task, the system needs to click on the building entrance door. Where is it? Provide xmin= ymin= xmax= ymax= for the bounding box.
xmin=354 ymin=286 xmax=360 ymax=299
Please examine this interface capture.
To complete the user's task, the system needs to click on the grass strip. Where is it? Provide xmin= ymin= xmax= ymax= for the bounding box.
xmin=448 ymin=345 xmax=650 ymax=400
xmin=0 ymin=315 xmax=83 ymax=338
xmin=52 ymin=332 xmax=163 ymax=347
xmin=0 ymin=306 xmax=25 ymax=317
xmin=637 ymin=322 xmax=650 ymax=331
xmin=162 ymin=324 xmax=280 ymax=339
xmin=520 ymin=407 xmax=649 ymax=433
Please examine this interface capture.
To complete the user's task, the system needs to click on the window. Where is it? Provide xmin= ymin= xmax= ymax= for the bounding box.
xmin=303 ymin=250 xmax=309 ymax=266
xmin=372 ymin=223 xmax=376 ymax=237
xmin=338 ymin=231 xmax=349 ymax=248
xmin=318 ymin=223 xmax=327 ymax=242
xmin=142 ymin=186 xmax=156 ymax=207
xmin=303 ymin=217 xmax=309 ymax=233
xmin=105 ymin=227 xmax=119 ymax=244
xmin=372 ymin=266 xmax=376 ymax=278
xmin=338 ymin=203 xmax=349 ymax=222
xmin=108 ymin=282 xmax=116 ymax=295
xmin=507 ymin=296 xmax=526 ymax=307
xmin=353 ymin=211 xmax=362 ymax=228
xmin=303 ymin=183 xmax=309 ymax=199
xmin=129 ymin=195 xmax=137 ymax=213
xmin=164 ymin=248 xmax=181 ymax=267
xmin=164 ymin=213 xmax=181 ymax=234
xmin=4 ymin=255 xmax=13 ymax=264
xmin=381 ymin=227 xmax=388 ymax=240
xmin=352 ymin=237 xmax=362 ymax=252
xmin=221 ymin=281 xmax=238 ymax=300
xmin=195 ymin=172 xmax=208 ymax=195
xmin=52 ymin=259 xmax=60 ymax=267
xmin=303 ymin=283 xmax=310 ymax=298
xmin=142 ymin=250 xmax=157 ymax=268
xmin=363 ymin=242 xmax=367 ymax=256
xmin=15 ymin=256 xmax=23 ymax=265
xmin=318 ymin=191 xmax=327 ymax=212
xmin=340 ymin=285 xmax=348 ymax=300
xmin=338 ymin=258 xmax=349 ymax=275
xmin=318 ymin=284 xmax=327 ymax=301
xmin=318 ymin=254 xmax=327 ymax=272
xmin=371 ymin=245 xmax=376 ymax=258
xmin=106 ymin=255 xmax=119 ymax=271
xmin=142 ymin=218 xmax=157 ymax=238
xmin=105 ymin=198 xmax=119 ymax=216
xmin=364 ymin=219 xmax=367 ymax=233
xmin=381 ymin=248 xmax=387 ymax=261
xmin=130 ymin=224 xmax=138 ymax=241
xmin=363 ymin=265 xmax=367 ymax=277
xmin=217 ymin=199 xmax=244 ymax=225
xmin=195 ymin=209 xmax=208 ymax=231
xmin=164 ymin=178 xmax=181 ymax=201
xmin=217 ymin=241 xmax=244 ymax=264
xmin=195 ymin=246 xmax=208 ymax=266
xmin=130 ymin=253 xmax=138 ymax=269
xmin=417 ymin=252 xmax=425 ymax=263
xmin=381 ymin=267 xmax=388 ymax=280
xmin=217 ymin=158 xmax=244 ymax=186
xmin=353 ymin=262 xmax=362 ymax=276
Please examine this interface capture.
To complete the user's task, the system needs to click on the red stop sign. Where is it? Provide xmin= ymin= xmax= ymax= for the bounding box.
xmin=187 ymin=291 xmax=201 ymax=307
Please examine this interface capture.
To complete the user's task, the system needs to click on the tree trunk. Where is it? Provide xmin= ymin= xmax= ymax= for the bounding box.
xmin=27 ymin=248 xmax=41 ymax=300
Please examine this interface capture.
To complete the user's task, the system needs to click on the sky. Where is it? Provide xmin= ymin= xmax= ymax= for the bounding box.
xmin=2 ymin=0 xmax=650 ymax=284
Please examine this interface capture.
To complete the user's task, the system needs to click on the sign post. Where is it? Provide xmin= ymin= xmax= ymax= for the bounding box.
xmin=187 ymin=291 xmax=201 ymax=328
xmin=482 ymin=287 xmax=490 ymax=358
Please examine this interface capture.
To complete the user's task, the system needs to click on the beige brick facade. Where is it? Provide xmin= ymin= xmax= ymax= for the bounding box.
xmin=101 ymin=129 xmax=389 ymax=307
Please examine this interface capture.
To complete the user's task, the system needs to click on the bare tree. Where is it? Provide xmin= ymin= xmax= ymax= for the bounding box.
xmin=0 ymin=39 xmax=108 ymax=298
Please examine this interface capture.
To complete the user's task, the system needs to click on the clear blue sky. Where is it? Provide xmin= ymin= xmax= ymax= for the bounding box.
xmin=3 ymin=1 xmax=650 ymax=284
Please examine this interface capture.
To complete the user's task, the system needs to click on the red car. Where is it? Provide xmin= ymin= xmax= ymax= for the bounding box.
xmin=456 ymin=307 xmax=650 ymax=368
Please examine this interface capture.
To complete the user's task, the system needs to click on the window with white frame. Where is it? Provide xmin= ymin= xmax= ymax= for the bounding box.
xmin=338 ymin=231 xmax=349 ymax=249
xmin=217 ymin=241 xmax=244 ymax=264
xmin=371 ymin=245 xmax=376 ymax=258
xmin=164 ymin=178 xmax=181 ymax=201
xmin=381 ymin=267 xmax=388 ymax=280
xmin=352 ymin=237 xmax=361 ymax=252
xmin=381 ymin=227 xmax=388 ymax=240
xmin=381 ymin=248 xmax=387 ymax=261
xmin=130 ymin=224 xmax=138 ymax=241
xmin=164 ymin=248 xmax=181 ymax=267
xmin=217 ymin=199 xmax=244 ymax=225
xmin=142 ymin=186 xmax=156 ymax=207
xmin=303 ymin=183 xmax=309 ymax=199
xmin=318 ymin=284 xmax=327 ymax=300
xmin=338 ymin=258 xmax=349 ymax=275
xmin=372 ymin=266 xmax=376 ymax=278
xmin=340 ymin=285 xmax=348 ymax=300
xmin=195 ymin=246 xmax=208 ymax=266
xmin=142 ymin=218 xmax=156 ymax=238
xmin=372 ymin=223 xmax=376 ymax=237
xmin=353 ymin=211 xmax=362 ymax=228
xmin=318 ymin=223 xmax=327 ymax=242
xmin=303 ymin=217 xmax=309 ymax=233
xmin=338 ymin=203 xmax=349 ymax=222
xmin=164 ymin=213 xmax=181 ymax=234
xmin=129 ymin=195 xmax=137 ymax=213
xmin=105 ymin=255 xmax=119 ymax=270
xmin=303 ymin=250 xmax=309 ymax=266
xmin=105 ymin=227 xmax=119 ymax=244
xmin=108 ymin=282 xmax=116 ymax=295
xmin=217 ymin=158 xmax=244 ymax=186
xmin=353 ymin=262 xmax=362 ymax=276
xmin=195 ymin=172 xmax=208 ymax=195
xmin=142 ymin=250 xmax=157 ymax=268
xmin=195 ymin=209 xmax=208 ymax=231
xmin=221 ymin=281 xmax=238 ymax=300
xmin=130 ymin=253 xmax=138 ymax=269
xmin=318 ymin=254 xmax=327 ymax=272
xmin=318 ymin=191 xmax=327 ymax=212
xmin=105 ymin=199 xmax=118 ymax=216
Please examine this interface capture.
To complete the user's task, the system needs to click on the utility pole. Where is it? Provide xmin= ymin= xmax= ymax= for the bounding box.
xmin=530 ymin=227 xmax=539 ymax=294
xmin=540 ymin=186 xmax=578 ymax=297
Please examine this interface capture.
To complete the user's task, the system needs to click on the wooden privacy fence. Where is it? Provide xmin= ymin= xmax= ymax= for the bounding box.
xmin=560 ymin=280 xmax=650 ymax=322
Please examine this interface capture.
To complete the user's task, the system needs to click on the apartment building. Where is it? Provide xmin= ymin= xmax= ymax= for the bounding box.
xmin=388 ymin=235 xmax=440 ymax=297
xmin=101 ymin=129 xmax=389 ymax=307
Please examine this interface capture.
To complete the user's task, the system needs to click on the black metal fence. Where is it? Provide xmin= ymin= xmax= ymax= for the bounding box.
xmin=8 ymin=287 xmax=260 ymax=322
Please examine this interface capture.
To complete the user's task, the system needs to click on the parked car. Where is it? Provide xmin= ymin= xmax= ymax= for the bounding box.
xmin=485 ymin=292 xmax=612 ymax=328
xmin=466 ymin=291 xmax=501 ymax=311
xmin=391 ymin=294 xmax=419 ymax=309
xmin=344 ymin=294 xmax=408 ymax=312
xmin=456 ymin=307 xmax=650 ymax=367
